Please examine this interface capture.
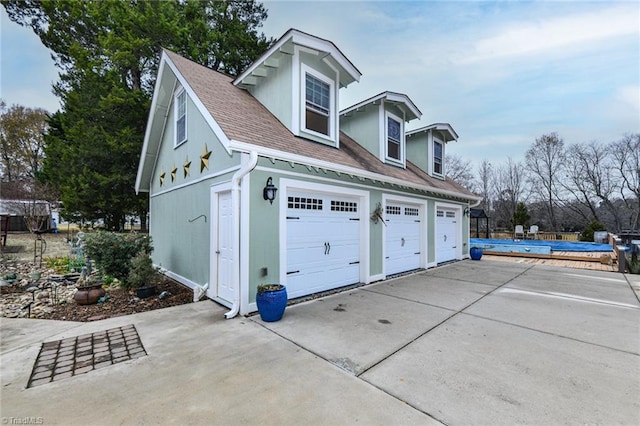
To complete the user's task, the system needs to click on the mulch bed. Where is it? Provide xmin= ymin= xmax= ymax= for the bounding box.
xmin=2 ymin=279 xmax=193 ymax=322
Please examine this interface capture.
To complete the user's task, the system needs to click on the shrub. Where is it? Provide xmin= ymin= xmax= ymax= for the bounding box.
xmin=83 ymin=232 xmax=152 ymax=281
xmin=126 ymin=250 xmax=161 ymax=289
xmin=579 ymin=220 xmax=605 ymax=242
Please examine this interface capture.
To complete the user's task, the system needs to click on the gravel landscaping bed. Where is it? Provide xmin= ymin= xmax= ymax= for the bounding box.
xmin=1 ymin=233 xmax=193 ymax=322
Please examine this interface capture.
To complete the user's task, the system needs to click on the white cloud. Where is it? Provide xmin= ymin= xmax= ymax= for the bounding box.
xmin=459 ymin=5 xmax=639 ymax=64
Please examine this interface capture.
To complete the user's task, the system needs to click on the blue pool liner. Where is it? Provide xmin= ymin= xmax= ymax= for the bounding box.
xmin=470 ymin=238 xmax=612 ymax=253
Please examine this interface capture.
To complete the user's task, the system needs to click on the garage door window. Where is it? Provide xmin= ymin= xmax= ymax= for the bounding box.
xmin=288 ymin=196 xmax=322 ymax=210
xmin=405 ymin=207 xmax=419 ymax=216
xmin=331 ymin=200 xmax=357 ymax=212
xmin=386 ymin=206 xmax=401 ymax=215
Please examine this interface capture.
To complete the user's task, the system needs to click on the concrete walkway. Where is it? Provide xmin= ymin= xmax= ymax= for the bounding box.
xmin=2 ymin=260 xmax=639 ymax=425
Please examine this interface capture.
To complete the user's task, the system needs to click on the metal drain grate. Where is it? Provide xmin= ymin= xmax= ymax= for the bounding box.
xmin=28 ymin=324 xmax=146 ymax=388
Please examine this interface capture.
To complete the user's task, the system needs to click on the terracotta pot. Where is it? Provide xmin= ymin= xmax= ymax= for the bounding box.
xmin=74 ymin=284 xmax=106 ymax=305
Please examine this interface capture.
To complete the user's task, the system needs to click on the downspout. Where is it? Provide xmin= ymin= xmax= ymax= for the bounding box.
xmin=225 ymin=151 xmax=258 ymax=319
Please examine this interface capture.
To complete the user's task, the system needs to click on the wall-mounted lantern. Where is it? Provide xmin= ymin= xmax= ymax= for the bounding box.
xmin=263 ymin=177 xmax=278 ymax=204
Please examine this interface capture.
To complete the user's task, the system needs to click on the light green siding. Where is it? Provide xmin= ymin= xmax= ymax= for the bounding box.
xmin=340 ymin=105 xmax=380 ymax=157
xmin=406 ymin=132 xmax=430 ymax=173
xmin=149 ymin=91 xmax=241 ymax=285
xmin=368 ymin=192 xmax=383 ymax=277
xmin=150 ymin=94 xmax=239 ymax=194
xmin=247 ymin=168 xmax=282 ymax=303
xmin=247 ymin=54 xmax=293 ymax=130
xmin=426 ymin=199 xmax=436 ymax=264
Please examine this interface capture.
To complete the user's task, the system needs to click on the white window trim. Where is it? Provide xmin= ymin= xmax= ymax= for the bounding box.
xmin=433 ymin=137 xmax=444 ymax=178
xmin=300 ymin=63 xmax=336 ymax=143
xmin=384 ymin=110 xmax=405 ymax=166
xmin=174 ymin=88 xmax=187 ymax=148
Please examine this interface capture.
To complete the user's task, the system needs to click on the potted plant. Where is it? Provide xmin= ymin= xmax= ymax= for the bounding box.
xmin=256 ymin=284 xmax=287 ymax=322
xmin=127 ymin=250 xmax=161 ymax=298
xmin=470 ymin=246 xmax=483 ymax=261
xmin=74 ymin=274 xmax=106 ymax=305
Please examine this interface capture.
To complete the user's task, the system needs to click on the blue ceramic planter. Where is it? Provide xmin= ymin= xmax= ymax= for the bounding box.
xmin=470 ymin=247 xmax=483 ymax=261
xmin=256 ymin=285 xmax=287 ymax=322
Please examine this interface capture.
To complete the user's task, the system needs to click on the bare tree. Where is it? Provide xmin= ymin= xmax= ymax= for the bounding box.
xmin=492 ymin=158 xmax=528 ymax=229
xmin=445 ymin=154 xmax=474 ymax=190
xmin=562 ymin=141 xmax=622 ymax=231
xmin=525 ymin=133 xmax=565 ymax=231
xmin=476 ymin=160 xmax=493 ymax=213
xmin=611 ymin=133 xmax=640 ymax=230
xmin=560 ymin=144 xmax=600 ymax=222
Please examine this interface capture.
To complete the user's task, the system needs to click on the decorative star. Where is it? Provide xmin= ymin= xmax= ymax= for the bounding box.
xmin=183 ymin=157 xmax=191 ymax=178
xmin=171 ymin=165 xmax=177 ymax=182
xmin=159 ymin=171 xmax=165 ymax=187
xmin=200 ymin=144 xmax=212 ymax=172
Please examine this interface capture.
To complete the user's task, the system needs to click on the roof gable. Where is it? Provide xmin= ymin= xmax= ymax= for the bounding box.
xmin=233 ymin=28 xmax=362 ymax=88
xmin=340 ymin=91 xmax=422 ymax=122
xmin=407 ymin=123 xmax=459 ymax=142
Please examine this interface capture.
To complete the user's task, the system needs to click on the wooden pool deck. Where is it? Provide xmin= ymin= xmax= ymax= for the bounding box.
xmin=482 ymin=250 xmax=617 ymax=272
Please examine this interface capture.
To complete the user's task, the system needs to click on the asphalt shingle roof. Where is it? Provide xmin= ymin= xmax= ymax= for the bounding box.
xmin=164 ymin=49 xmax=476 ymax=199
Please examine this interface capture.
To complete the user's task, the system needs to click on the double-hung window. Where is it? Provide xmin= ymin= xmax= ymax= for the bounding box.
xmin=175 ymin=89 xmax=187 ymax=146
xmin=305 ymin=73 xmax=330 ymax=136
xmin=387 ymin=116 xmax=402 ymax=161
xmin=433 ymin=139 xmax=443 ymax=175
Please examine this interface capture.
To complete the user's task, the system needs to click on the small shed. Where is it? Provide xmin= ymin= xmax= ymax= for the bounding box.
xmin=0 ymin=199 xmax=52 ymax=234
xmin=470 ymin=208 xmax=490 ymax=238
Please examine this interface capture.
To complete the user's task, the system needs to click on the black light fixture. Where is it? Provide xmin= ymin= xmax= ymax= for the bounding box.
xmin=464 ymin=206 xmax=470 ymax=216
xmin=263 ymin=177 xmax=277 ymax=204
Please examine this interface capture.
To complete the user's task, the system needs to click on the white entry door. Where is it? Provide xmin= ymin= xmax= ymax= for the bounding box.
xmin=385 ymin=203 xmax=421 ymax=275
xmin=286 ymin=191 xmax=360 ymax=299
xmin=213 ymin=191 xmax=234 ymax=303
xmin=436 ymin=209 xmax=458 ymax=263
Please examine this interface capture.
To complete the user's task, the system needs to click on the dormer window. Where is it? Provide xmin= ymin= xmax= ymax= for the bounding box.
xmin=175 ymin=89 xmax=187 ymax=147
xmin=387 ymin=117 xmax=401 ymax=160
xmin=384 ymin=111 xmax=405 ymax=165
xmin=433 ymin=139 xmax=443 ymax=175
xmin=304 ymin=72 xmax=332 ymax=137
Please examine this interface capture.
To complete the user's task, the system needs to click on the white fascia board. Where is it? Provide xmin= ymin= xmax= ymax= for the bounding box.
xmin=340 ymin=91 xmax=422 ymax=121
xmin=233 ymin=29 xmax=295 ymax=86
xmin=233 ymin=29 xmax=361 ymax=87
xmin=290 ymin=31 xmax=361 ymax=84
xmin=228 ymin=139 xmax=481 ymax=202
xmin=136 ymin=51 xmax=171 ymax=194
xmin=162 ymin=54 xmax=233 ymax=156
xmin=407 ymin=123 xmax=459 ymax=141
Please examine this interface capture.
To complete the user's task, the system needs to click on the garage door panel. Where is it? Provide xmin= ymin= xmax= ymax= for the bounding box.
xmin=385 ymin=203 xmax=422 ymax=276
xmin=436 ymin=209 xmax=458 ymax=263
xmin=286 ymin=191 xmax=361 ymax=299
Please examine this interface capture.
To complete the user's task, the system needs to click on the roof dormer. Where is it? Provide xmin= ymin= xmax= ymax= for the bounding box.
xmin=234 ymin=29 xmax=361 ymax=148
xmin=340 ymin=92 xmax=421 ymax=168
xmin=405 ymin=123 xmax=458 ymax=179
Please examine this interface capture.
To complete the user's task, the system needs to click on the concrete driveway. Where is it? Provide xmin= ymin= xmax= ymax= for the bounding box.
xmin=1 ymin=260 xmax=639 ymax=425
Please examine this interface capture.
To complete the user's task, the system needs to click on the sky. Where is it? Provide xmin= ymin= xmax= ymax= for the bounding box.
xmin=1 ymin=1 xmax=638 ymax=168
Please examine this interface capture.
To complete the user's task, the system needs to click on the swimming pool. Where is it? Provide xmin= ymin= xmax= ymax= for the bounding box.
xmin=470 ymin=238 xmax=613 ymax=253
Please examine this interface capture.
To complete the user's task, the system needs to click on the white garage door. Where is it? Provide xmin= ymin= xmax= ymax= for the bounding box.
xmin=436 ymin=209 xmax=458 ymax=263
xmin=385 ymin=203 xmax=421 ymax=275
xmin=286 ymin=191 xmax=360 ymax=299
